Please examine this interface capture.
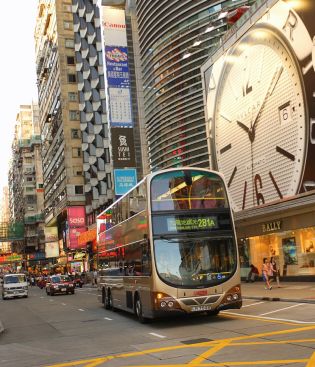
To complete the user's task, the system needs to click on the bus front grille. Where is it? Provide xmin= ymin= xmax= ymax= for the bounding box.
xmin=181 ymin=295 xmax=220 ymax=306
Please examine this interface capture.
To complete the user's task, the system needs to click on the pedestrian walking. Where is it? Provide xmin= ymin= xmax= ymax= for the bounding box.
xmin=93 ymin=269 xmax=98 ymax=287
xmin=270 ymin=257 xmax=280 ymax=287
xmin=262 ymin=258 xmax=272 ymax=290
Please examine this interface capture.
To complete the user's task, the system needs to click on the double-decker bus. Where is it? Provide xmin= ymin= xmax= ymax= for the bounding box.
xmin=96 ymin=168 xmax=241 ymax=322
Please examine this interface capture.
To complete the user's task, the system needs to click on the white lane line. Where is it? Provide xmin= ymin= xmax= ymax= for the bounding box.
xmin=40 ymin=297 xmax=44 ymax=299
xmin=222 ymin=311 xmax=315 ymax=324
xmin=61 ymin=303 xmax=67 ymax=306
xmin=78 ymin=308 xmax=85 ymax=312
xmin=104 ymin=317 xmax=112 ymax=321
xmin=259 ymin=303 xmax=304 ymax=316
xmin=149 ymin=332 xmax=166 ymax=339
xmin=242 ymin=301 xmax=266 ymax=308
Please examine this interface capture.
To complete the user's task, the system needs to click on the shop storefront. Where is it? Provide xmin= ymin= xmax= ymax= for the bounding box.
xmin=235 ymin=192 xmax=315 ymax=280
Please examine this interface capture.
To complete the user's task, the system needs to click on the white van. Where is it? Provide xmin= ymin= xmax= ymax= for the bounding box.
xmin=1 ymin=273 xmax=28 ymax=300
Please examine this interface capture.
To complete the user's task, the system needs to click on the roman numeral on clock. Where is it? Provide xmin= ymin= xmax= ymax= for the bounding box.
xmin=242 ymin=180 xmax=247 ymax=210
xmin=220 ymin=143 xmax=232 ymax=155
xmin=227 ymin=166 xmax=237 ymax=188
xmin=269 ymin=171 xmax=283 ymax=199
xmin=276 ymin=146 xmax=295 ymax=161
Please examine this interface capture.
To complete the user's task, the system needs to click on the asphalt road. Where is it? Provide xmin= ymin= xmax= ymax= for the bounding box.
xmin=0 ymin=285 xmax=315 ymax=367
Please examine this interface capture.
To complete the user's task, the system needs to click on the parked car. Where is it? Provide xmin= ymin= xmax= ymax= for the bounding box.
xmin=1 ymin=273 xmax=28 ymax=300
xmin=70 ymin=275 xmax=84 ymax=288
xmin=45 ymin=275 xmax=75 ymax=296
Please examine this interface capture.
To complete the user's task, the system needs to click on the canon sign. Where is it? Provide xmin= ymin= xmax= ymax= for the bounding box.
xmin=103 ymin=21 xmax=126 ymax=30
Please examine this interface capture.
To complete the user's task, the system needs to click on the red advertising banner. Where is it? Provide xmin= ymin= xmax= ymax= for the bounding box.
xmin=67 ymin=206 xmax=87 ymax=249
xmin=68 ymin=227 xmax=87 ymax=250
xmin=67 ymin=206 xmax=86 ymax=228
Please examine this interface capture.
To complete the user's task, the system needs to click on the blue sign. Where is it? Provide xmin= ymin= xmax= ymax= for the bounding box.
xmin=105 ymin=46 xmax=130 ymax=88
xmin=114 ymin=169 xmax=137 ymax=196
xmin=105 ymin=46 xmax=133 ymax=128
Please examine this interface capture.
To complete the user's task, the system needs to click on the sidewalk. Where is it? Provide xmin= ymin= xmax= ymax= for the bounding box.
xmin=242 ymin=281 xmax=315 ymax=304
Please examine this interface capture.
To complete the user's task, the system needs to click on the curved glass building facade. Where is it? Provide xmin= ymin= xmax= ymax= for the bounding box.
xmin=135 ymin=0 xmax=254 ymax=171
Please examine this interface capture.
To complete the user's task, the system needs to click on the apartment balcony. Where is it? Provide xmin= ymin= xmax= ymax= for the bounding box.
xmin=24 ymin=214 xmax=44 ymax=224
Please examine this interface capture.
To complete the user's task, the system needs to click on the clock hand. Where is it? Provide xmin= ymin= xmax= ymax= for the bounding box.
xmin=250 ymin=66 xmax=284 ymax=142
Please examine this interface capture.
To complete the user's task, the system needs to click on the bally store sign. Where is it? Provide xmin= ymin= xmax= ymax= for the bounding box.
xmin=262 ymin=220 xmax=282 ymax=233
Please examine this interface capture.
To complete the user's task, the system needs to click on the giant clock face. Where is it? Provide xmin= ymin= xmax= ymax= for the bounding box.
xmin=213 ymin=25 xmax=307 ymax=211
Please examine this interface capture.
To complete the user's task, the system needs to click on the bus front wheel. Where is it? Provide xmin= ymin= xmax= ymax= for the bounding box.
xmin=206 ymin=309 xmax=220 ymax=316
xmin=134 ymin=295 xmax=148 ymax=324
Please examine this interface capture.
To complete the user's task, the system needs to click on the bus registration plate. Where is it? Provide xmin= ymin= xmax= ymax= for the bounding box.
xmin=191 ymin=305 xmax=211 ymax=312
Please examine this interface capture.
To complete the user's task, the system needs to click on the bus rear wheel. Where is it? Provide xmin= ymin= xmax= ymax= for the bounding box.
xmin=134 ymin=295 xmax=148 ymax=324
xmin=104 ymin=289 xmax=111 ymax=310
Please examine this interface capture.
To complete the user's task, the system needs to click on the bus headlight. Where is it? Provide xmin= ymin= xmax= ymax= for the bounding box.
xmin=168 ymin=301 xmax=174 ymax=308
xmin=160 ymin=301 xmax=167 ymax=308
xmin=233 ymin=294 xmax=239 ymax=300
xmin=226 ymin=295 xmax=232 ymax=302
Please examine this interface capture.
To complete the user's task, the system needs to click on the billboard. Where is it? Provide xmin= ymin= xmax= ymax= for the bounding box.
xmin=68 ymin=227 xmax=87 ymax=250
xmin=67 ymin=206 xmax=86 ymax=228
xmin=45 ymin=242 xmax=59 ymax=258
xmin=114 ymin=168 xmax=137 ymax=196
xmin=201 ymin=0 xmax=315 ymax=212
xmin=102 ymin=6 xmax=133 ymax=127
xmin=44 ymin=226 xmax=58 ymax=243
xmin=111 ymin=127 xmax=136 ymax=167
xmin=67 ymin=206 xmax=86 ymax=249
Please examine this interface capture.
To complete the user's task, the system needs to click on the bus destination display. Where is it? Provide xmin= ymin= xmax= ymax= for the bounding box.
xmin=167 ymin=216 xmax=218 ymax=232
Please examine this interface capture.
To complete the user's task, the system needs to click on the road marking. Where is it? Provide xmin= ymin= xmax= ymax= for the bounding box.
xmin=222 ymin=311 xmax=315 ymax=325
xmin=259 ymin=303 xmax=304 ymax=316
xmin=188 ymin=341 xmax=230 ymax=364
xmin=242 ymin=301 xmax=266 ymax=308
xmin=40 ymin=297 xmax=44 ymax=299
xmin=104 ymin=317 xmax=112 ymax=321
xmin=307 ymin=352 xmax=315 ymax=367
xmin=149 ymin=332 xmax=166 ymax=339
xmin=78 ymin=308 xmax=84 ymax=312
xmin=45 ymin=321 xmax=315 ymax=367
xmin=61 ymin=303 xmax=66 ymax=306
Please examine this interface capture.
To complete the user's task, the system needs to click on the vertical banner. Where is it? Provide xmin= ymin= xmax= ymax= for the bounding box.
xmin=67 ymin=206 xmax=87 ymax=249
xmin=102 ymin=7 xmax=133 ymax=127
xmin=111 ymin=127 xmax=136 ymax=167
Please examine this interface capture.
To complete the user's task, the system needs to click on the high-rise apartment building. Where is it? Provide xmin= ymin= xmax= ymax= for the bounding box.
xmin=35 ymin=0 xmax=86 ymax=240
xmin=72 ymin=0 xmax=114 ymax=225
xmin=135 ymin=0 xmax=255 ymax=171
xmin=72 ymin=0 xmax=147 ymax=226
xmin=8 ymin=104 xmax=45 ymax=255
xmin=0 ymin=187 xmax=11 ymax=253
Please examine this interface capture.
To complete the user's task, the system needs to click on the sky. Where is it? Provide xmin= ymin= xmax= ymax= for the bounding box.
xmin=0 ymin=1 xmax=38 ymax=195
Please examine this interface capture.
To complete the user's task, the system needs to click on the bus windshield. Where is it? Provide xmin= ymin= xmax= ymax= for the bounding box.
xmin=151 ymin=170 xmax=228 ymax=211
xmin=154 ymin=237 xmax=236 ymax=287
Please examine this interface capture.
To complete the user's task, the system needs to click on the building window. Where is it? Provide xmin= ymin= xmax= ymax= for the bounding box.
xmin=67 ymin=74 xmax=76 ymax=83
xmin=67 ymin=56 xmax=75 ymax=65
xmin=71 ymin=129 xmax=80 ymax=139
xmin=68 ymin=92 xmax=77 ymax=101
xmin=63 ymin=4 xmax=72 ymax=12
xmin=69 ymin=110 xmax=80 ymax=120
xmin=64 ymin=21 xmax=72 ymax=30
xmin=105 ymin=148 xmax=110 ymax=163
xmin=72 ymin=148 xmax=82 ymax=157
xmin=65 ymin=39 xmax=74 ymax=48
xmin=26 ymin=177 xmax=33 ymax=182
xmin=75 ymin=185 xmax=84 ymax=195
xmin=73 ymin=167 xmax=82 ymax=176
